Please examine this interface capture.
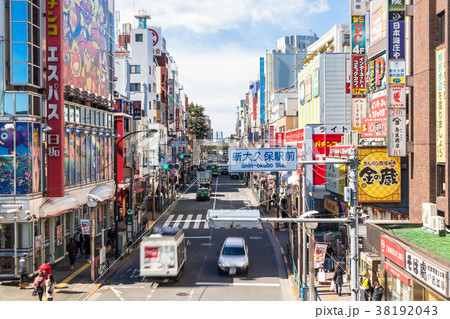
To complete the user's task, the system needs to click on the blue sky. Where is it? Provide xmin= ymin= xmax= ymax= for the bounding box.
xmin=116 ymin=0 xmax=350 ymax=136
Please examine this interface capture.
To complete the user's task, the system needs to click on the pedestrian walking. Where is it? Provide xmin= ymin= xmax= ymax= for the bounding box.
xmin=66 ymin=238 xmax=77 ymax=270
xmin=18 ymin=253 xmax=28 ymax=289
xmin=332 ymin=262 xmax=345 ymax=296
xmin=74 ymin=229 xmax=84 ymax=256
xmin=370 ymin=281 xmax=383 ymax=301
xmin=324 ymin=245 xmax=334 ymax=272
xmin=108 ymin=225 xmax=117 ymax=252
xmin=38 ymin=260 xmax=52 ymax=280
xmin=33 ymin=271 xmax=46 ymax=301
xmin=45 ymin=274 xmax=56 ymax=301
xmin=360 ymin=271 xmax=372 ymax=301
xmin=271 ymin=192 xmax=278 ymax=208
xmin=84 ymin=234 xmax=91 ymax=263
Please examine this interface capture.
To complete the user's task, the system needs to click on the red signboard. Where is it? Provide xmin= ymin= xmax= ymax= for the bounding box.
xmin=352 ymin=55 xmax=366 ymax=97
xmin=269 ymin=126 xmax=275 ymax=148
xmin=46 ymin=0 xmax=64 ymax=197
xmin=313 ymin=134 xmax=344 ymax=185
xmin=176 ymin=109 xmax=180 ymax=131
xmin=286 ymin=129 xmax=304 ymax=143
xmin=144 ymin=247 xmax=159 ymax=258
xmin=329 ymin=145 xmax=357 ymax=158
xmin=380 ymin=236 xmax=405 ymax=267
xmin=297 ymin=142 xmax=303 ymax=174
xmin=370 ymin=92 xmax=387 ymax=119
xmin=361 ymin=116 xmax=387 ymax=138
xmin=275 ymin=132 xmax=285 ymax=147
xmin=253 ymin=96 xmax=257 ymax=121
xmin=384 ymin=262 xmax=410 ymax=286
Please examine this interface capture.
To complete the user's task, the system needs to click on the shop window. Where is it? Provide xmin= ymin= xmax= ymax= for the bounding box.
xmin=437 ymin=164 xmax=445 ymax=196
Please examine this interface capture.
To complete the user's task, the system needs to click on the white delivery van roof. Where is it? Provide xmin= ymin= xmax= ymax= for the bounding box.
xmin=207 ymin=209 xmax=262 ymax=229
xmin=143 ymin=227 xmax=184 ymax=242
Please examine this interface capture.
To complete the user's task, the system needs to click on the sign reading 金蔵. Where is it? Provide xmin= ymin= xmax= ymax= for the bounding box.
xmin=229 ymin=148 xmax=297 ymax=172
xmin=46 ymin=0 xmax=64 ymax=197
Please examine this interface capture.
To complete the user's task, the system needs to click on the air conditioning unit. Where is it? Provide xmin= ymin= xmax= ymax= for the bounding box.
xmin=431 ymin=216 xmax=445 ymax=233
xmin=422 ymin=203 xmax=437 ymax=230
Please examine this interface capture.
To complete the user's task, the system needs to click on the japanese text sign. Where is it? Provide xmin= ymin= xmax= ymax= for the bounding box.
xmin=46 ymin=0 xmax=64 ymax=197
xmin=371 ymin=4 xmax=386 ymax=44
xmin=352 ymin=55 xmax=366 ymax=96
xmin=275 ymin=132 xmax=285 ymax=147
xmin=389 ymin=85 xmax=406 ymax=108
xmin=260 ymin=57 xmax=265 ymax=124
xmin=133 ymin=101 xmax=142 ymax=120
xmin=352 ymin=98 xmax=366 ymax=129
xmin=361 ymin=117 xmax=387 ymax=138
xmin=380 ymin=236 xmax=405 ymax=267
xmin=358 ymin=148 xmax=401 ymax=202
xmin=388 ymin=108 xmax=406 ymax=157
xmin=389 ymin=60 xmax=406 ymax=84
xmin=313 ymin=68 xmax=320 ymax=97
xmin=405 ymin=251 xmax=448 ymax=297
xmin=389 ymin=0 xmax=406 ymax=11
xmin=389 ymin=12 xmax=405 ymax=59
xmin=436 ymin=48 xmax=446 ymax=163
xmin=351 ymin=0 xmax=366 ymax=16
xmin=306 ymin=75 xmax=312 ymax=101
xmin=369 ymin=53 xmax=386 ymax=92
xmin=383 ymin=262 xmax=410 ymax=286
xmin=352 ymin=16 xmax=366 ymax=55
xmin=229 ymin=148 xmax=298 ymax=172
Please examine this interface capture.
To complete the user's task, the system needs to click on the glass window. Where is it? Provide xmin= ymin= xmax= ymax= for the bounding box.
xmin=32 ymin=95 xmax=40 ymax=115
xmin=12 ymin=22 xmax=28 ymax=42
xmin=135 ymin=33 xmax=143 ymax=42
xmin=15 ymin=94 xmax=29 ymax=114
xmin=11 ymin=1 xmax=28 ymax=21
xmin=86 ymin=109 xmax=91 ymax=124
xmin=4 ymin=94 xmax=14 ymax=115
xmin=69 ymin=106 xmax=75 ymax=122
xmin=130 ymin=65 xmax=141 ymax=74
xmin=64 ymin=104 xmax=69 ymax=121
xmin=12 ymin=63 xmax=28 ymax=83
xmin=438 ymin=12 xmax=445 ymax=45
xmin=130 ymin=83 xmax=141 ymax=91
xmin=96 ymin=111 xmax=100 ymax=126
xmin=76 ymin=107 xmax=80 ymax=123
xmin=12 ymin=43 xmax=28 ymax=63
xmin=81 ymin=108 xmax=86 ymax=123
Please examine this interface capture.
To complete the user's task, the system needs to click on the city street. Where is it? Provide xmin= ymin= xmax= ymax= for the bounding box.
xmin=87 ymin=176 xmax=295 ymax=301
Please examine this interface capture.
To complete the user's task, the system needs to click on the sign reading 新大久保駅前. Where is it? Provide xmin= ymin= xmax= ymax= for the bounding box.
xmin=229 ymin=148 xmax=297 ymax=172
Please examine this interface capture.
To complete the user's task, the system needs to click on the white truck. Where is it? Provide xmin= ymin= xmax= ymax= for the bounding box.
xmin=196 ymin=170 xmax=212 ymax=181
xmin=140 ymin=227 xmax=187 ymax=280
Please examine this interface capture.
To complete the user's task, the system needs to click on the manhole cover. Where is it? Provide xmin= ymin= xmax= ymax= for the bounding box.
xmin=176 ymin=292 xmax=189 ymax=296
xmin=249 ymin=236 xmax=263 ymax=240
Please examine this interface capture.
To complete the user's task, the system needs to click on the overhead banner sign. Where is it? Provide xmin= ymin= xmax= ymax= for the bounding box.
xmin=358 ymin=148 xmax=401 ymax=203
xmin=46 ymin=0 xmax=64 ymax=197
xmin=352 ymin=16 xmax=366 ymax=55
xmin=229 ymin=148 xmax=298 ymax=172
xmin=436 ymin=48 xmax=446 ymax=163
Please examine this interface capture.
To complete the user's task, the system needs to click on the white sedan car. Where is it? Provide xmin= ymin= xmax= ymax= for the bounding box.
xmin=217 ymin=237 xmax=249 ymax=275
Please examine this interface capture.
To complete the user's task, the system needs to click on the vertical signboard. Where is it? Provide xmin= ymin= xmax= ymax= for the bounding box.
xmin=389 ymin=0 xmax=406 ymax=11
xmin=175 ymin=108 xmax=180 ymax=131
xmin=132 ymin=101 xmax=141 ymax=120
xmin=436 ymin=48 xmax=446 ymax=163
xmin=313 ymin=68 xmax=320 ymax=97
xmin=369 ymin=53 xmax=387 ymax=92
xmin=388 ymin=11 xmax=405 ymax=59
xmin=351 ymin=0 xmax=367 ymax=16
xmin=269 ymin=126 xmax=275 ymax=148
xmin=275 ymin=132 xmax=285 ymax=147
xmin=260 ymin=57 xmax=265 ymax=124
xmin=253 ymin=96 xmax=257 ymax=121
xmin=148 ymin=26 xmax=162 ymax=56
xmin=352 ymin=98 xmax=366 ymax=129
xmin=352 ymin=16 xmax=366 ymax=55
xmin=306 ymin=75 xmax=312 ymax=101
xmin=46 ymin=0 xmax=64 ymax=197
xmin=371 ymin=3 xmax=386 ymax=44
xmin=388 ymin=108 xmax=406 ymax=156
xmin=168 ymin=79 xmax=174 ymax=123
xmin=352 ymin=55 xmax=366 ymax=96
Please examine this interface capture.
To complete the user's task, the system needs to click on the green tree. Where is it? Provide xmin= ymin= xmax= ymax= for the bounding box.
xmin=188 ymin=102 xmax=208 ymax=139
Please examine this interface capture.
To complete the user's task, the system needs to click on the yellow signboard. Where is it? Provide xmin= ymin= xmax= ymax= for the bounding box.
xmin=358 ymin=148 xmax=401 ymax=202
xmin=436 ymin=48 xmax=446 ymax=163
xmin=324 ymin=198 xmax=340 ymax=217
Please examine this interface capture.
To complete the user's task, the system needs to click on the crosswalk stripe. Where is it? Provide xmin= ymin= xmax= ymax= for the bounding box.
xmin=203 ymin=219 xmax=209 ymax=229
xmin=193 ymin=214 xmax=202 ymax=229
xmin=183 ymin=214 xmax=193 ymax=229
xmin=172 ymin=215 xmax=184 ymax=228
xmin=162 ymin=214 xmax=175 ymax=228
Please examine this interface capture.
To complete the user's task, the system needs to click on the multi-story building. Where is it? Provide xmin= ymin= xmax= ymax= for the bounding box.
xmin=0 ymin=0 xmax=116 ymax=277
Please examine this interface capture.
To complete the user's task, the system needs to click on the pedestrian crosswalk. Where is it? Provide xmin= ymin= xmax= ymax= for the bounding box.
xmin=160 ymin=213 xmax=262 ymax=230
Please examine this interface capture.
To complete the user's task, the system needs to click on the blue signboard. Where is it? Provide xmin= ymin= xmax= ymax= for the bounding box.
xmin=229 ymin=148 xmax=298 ymax=172
xmin=248 ymin=132 xmax=253 ymax=142
xmin=260 ymin=57 xmax=265 ymax=124
xmin=133 ymin=101 xmax=142 ymax=120
xmin=389 ymin=13 xmax=405 ymax=59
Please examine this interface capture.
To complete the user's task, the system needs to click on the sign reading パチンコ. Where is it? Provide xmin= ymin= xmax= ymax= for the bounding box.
xmin=358 ymin=148 xmax=401 ymax=202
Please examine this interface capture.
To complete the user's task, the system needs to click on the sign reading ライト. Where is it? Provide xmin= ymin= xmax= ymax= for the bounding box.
xmin=229 ymin=148 xmax=297 ymax=172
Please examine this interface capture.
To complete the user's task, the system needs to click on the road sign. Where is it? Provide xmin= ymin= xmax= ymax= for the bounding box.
xmin=170 ymin=172 xmax=176 ymax=179
xmin=171 ymin=141 xmax=187 ymax=147
xmin=127 ymin=209 xmax=133 ymax=215
xmin=229 ymin=148 xmax=298 ymax=172
xmin=158 ymin=156 xmax=165 ymax=164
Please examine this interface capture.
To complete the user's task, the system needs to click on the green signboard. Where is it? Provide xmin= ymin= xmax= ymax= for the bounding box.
xmin=389 ymin=0 xmax=405 ymax=11
xmin=313 ymin=68 xmax=320 ymax=97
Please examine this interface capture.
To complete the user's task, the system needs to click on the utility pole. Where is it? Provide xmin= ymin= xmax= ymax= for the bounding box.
xmin=90 ymin=207 xmax=95 ymax=281
xmin=349 ymin=147 xmax=359 ymax=301
xmin=128 ymin=143 xmax=135 ymax=243
xmin=302 ymin=169 xmax=307 ymax=284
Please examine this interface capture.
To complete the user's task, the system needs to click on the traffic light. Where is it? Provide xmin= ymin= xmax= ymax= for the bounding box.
xmin=179 ymin=154 xmax=184 ymax=159
xmin=162 ymin=163 xmax=181 ymax=170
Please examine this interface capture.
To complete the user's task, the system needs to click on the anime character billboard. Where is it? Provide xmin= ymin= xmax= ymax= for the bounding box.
xmin=63 ymin=0 xmax=109 ymax=98
xmin=0 ymin=123 xmax=15 ymax=194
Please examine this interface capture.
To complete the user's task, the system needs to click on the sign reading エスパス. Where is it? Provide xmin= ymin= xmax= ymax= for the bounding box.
xmin=229 ymin=148 xmax=297 ymax=172
xmin=358 ymin=148 xmax=401 ymax=202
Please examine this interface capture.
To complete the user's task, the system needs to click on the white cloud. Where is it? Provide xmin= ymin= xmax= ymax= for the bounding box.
xmin=116 ymin=0 xmax=330 ymax=34
xmin=172 ymin=44 xmax=260 ymax=136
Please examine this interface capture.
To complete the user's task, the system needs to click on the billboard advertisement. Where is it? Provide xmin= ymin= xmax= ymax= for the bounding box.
xmin=47 ymin=0 xmax=65 ymax=196
xmin=361 ymin=117 xmax=387 ymax=138
xmin=436 ymin=48 xmax=446 ymax=163
xmin=388 ymin=85 xmax=406 ymax=108
xmin=369 ymin=52 xmax=387 ymax=92
xmin=371 ymin=3 xmax=386 ymax=44
xmin=148 ymin=26 xmax=162 ymax=56
xmin=358 ymin=147 xmax=401 ymax=202
xmin=63 ymin=0 xmax=109 ymax=98
xmin=275 ymin=132 xmax=285 ymax=147
xmin=312 ymin=133 xmax=344 ymax=185
xmin=299 ymin=81 xmax=305 ymax=104
xmin=352 ymin=16 xmax=366 ymax=55
xmin=352 ymin=55 xmax=366 ymax=96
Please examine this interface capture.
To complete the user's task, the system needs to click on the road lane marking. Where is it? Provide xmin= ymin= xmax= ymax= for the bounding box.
xmin=184 ymin=236 xmax=212 ymax=239
xmin=162 ymin=214 xmax=175 ymax=228
xmin=146 ymin=282 xmax=159 ymax=300
xmin=193 ymin=214 xmax=202 ymax=229
xmin=213 ymin=176 xmax=219 ymax=209
xmin=183 ymin=214 xmax=193 ymax=229
xmin=55 ymin=262 xmax=90 ymax=291
xmin=172 ymin=214 xmax=184 ymax=228
xmin=203 ymin=219 xmax=209 ymax=229
xmin=110 ymin=286 xmax=125 ymax=301
xmin=195 ymin=282 xmax=280 ymax=287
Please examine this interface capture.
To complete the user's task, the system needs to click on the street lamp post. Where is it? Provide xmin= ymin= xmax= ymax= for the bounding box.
xmin=114 ymin=129 xmax=157 ymax=259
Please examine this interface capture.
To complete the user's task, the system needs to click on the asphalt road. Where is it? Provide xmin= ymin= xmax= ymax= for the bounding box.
xmin=88 ymin=175 xmax=295 ymax=301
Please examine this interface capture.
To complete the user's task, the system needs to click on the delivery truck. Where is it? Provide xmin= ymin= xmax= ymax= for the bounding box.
xmin=140 ymin=227 xmax=187 ymax=281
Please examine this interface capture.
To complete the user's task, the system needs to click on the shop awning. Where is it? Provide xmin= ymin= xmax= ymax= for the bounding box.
xmin=88 ymin=185 xmax=115 ymax=202
xmin=40 ymin=196 xmax=80 ymax=217
xmin=0 ymin=204 xmax=24 ymax=214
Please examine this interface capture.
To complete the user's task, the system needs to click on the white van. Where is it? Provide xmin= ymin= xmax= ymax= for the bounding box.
xmin=140 ymin=227 xmax=187 ymax=280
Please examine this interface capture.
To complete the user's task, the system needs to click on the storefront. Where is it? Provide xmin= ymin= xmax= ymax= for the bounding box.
xmin=384 ymin=261 xmax=411 ymax=301
xmin=360 ymin=251 xmax=381 ymax=287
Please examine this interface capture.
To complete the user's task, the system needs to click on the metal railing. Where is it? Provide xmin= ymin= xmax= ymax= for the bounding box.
xmin=286 ymin=243 xmax=302 ymax=297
